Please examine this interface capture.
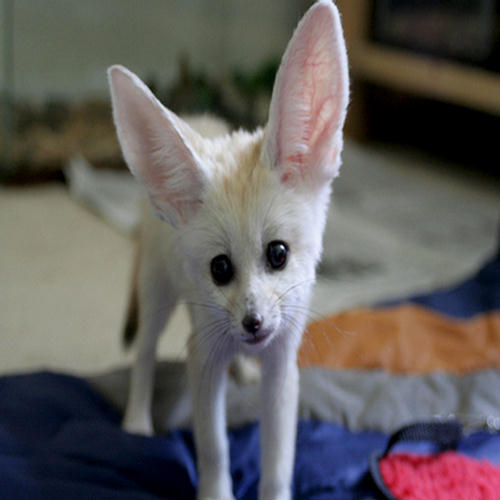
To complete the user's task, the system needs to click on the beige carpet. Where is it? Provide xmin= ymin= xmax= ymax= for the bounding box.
xmin=0 ymin=184 xmax=190 ymax=375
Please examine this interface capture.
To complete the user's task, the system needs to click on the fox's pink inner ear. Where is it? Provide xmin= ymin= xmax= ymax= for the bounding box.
xmin=108 ymin=65 xmax=206 ymax=226
xmin=264 ymin=0 xmax=349 ymax=187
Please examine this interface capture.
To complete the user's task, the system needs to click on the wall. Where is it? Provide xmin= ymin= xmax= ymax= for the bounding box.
xmin=3 ymin=0 xmax=304 ymax=102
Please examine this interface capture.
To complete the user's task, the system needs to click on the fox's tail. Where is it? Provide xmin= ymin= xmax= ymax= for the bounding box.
xmin=122 ymin=248 xmax=140 ymax=348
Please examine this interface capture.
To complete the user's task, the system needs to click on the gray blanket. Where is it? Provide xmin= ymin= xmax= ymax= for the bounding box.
xmin=88 ymin=362 xmax=500 ymax=434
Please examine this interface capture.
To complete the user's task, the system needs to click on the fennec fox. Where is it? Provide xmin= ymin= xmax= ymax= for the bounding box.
xmin=108 ymin=2 xmax=348 ymax=499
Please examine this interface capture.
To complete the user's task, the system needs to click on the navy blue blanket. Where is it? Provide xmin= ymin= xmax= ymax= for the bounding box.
xmin=386 ymin=253 xmax=500 ymax=319
xmin=1 ymin=371 xmax=499 ymax=500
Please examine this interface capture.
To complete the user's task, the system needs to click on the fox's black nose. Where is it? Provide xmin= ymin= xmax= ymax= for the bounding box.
xmin=242 ymin=313 xmax=262 ymax=334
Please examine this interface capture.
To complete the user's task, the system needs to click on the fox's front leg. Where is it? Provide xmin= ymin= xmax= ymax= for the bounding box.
xmin=188 ymin=338 xmax=234 ymax=500
xmin=259 ymin=343 xmax=300 ymax=500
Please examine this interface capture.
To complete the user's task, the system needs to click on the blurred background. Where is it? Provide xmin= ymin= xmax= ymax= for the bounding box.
xmin=1 ymin=0 xmax=500 ymax=375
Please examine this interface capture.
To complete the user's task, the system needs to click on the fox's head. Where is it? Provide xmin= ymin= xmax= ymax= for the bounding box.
xmin=108 ymin=0 xmax=349 ymax=352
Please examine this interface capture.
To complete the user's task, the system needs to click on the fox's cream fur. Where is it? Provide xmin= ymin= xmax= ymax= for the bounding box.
xmin=108 ymin=2 xmax=349 ymax=499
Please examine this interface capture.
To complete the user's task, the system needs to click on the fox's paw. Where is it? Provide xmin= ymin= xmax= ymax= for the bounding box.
xmin=197 ymin=472 xmax=234 ymax=500
xmin=259 ymin=483 xmax=291 ymax=500
xmin=122 ymin=414 xmax=154 ymax=436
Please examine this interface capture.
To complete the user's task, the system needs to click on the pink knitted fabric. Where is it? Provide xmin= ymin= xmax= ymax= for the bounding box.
xmin=380 ymin=452 xmax=500 ymax=500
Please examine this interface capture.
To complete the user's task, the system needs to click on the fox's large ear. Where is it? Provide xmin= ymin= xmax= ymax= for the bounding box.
xmin=108 ymin=65 xmax=207 ymax=226
xmin=263 ymin=0 xmax=349 ymax=188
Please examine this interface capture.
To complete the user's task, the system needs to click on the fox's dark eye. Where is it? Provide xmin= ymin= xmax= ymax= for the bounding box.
xmin=267 ymin=241 xmax=288 ymax=270
xmin=210 ymin=254 xmax=233 ymax=285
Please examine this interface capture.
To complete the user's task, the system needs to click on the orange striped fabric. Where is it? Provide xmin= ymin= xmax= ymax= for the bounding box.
xmin=298 ymin=304 xmax=500 ymax=374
